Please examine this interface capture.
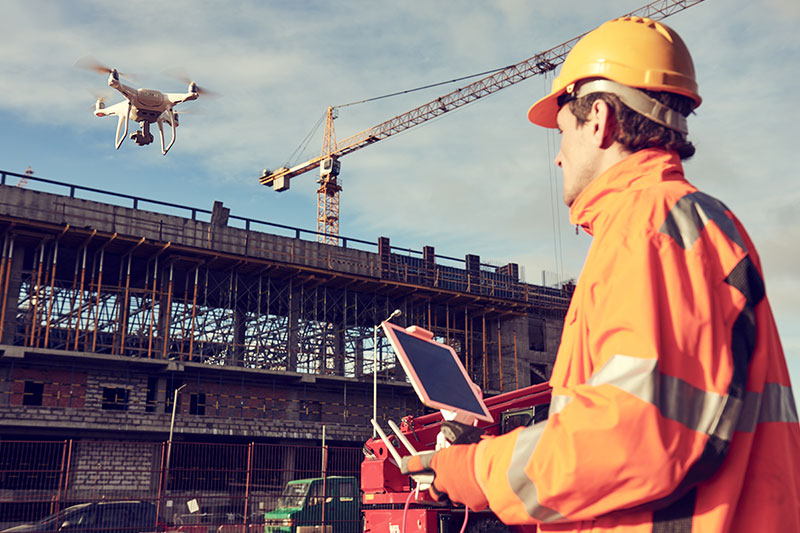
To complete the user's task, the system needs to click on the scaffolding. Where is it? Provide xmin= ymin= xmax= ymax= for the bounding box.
xmin=0 ymin=170 xmax=571 ymax=392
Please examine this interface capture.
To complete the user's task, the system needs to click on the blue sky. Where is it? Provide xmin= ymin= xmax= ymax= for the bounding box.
xmin=1 ymin=0 xmax=799 ymax=395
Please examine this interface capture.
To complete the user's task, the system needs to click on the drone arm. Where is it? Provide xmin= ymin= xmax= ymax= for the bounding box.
xmin=108 ymin=76 xmax=138 ymax=102
xmin=158 ymin=109 xmax=177 ymax=155
xmin=165 ymin=92 xmax=198 ymax=106
xmin=95 ymin=100 xmax=127 ymax=118
xmin=114 ymin=102 xmax=132 ymax=150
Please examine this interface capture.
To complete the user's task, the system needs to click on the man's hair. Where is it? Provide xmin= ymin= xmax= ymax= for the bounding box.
xmin=569 ymin=89 xmax=696 ymax=160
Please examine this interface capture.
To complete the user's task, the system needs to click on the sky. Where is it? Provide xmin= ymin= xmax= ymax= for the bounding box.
xmin=0 ymin=0 xmax=799 ymax=395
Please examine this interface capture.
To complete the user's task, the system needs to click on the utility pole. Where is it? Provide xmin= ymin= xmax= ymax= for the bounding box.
xmin=165 ymin=384 xmax=186 ymax=487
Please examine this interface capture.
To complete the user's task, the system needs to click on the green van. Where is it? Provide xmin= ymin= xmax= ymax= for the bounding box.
xmin=263 ymin=476 xmax=360 ymax=533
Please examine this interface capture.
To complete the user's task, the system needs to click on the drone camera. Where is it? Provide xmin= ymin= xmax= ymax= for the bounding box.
xmin=131 ymin=130 xmax=155 ymax=146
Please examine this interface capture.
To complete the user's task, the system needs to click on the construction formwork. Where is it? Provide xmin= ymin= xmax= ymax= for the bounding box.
xmin=0 ymin=170 xmax=571 ymax=396
xmin=2 ymin=237 xmax=553 ymax=391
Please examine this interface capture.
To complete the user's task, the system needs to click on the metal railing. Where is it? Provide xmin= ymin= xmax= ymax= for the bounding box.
xmin=0 ymin=169 xmax=497 ymax=269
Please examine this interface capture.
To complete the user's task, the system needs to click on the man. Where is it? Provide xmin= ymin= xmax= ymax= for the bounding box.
xmin=404 ymin=16 xmax=800 ymax=532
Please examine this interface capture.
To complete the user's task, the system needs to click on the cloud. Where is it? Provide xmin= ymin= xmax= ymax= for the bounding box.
xmin=0 ymin=0 xmax=798 ymax=383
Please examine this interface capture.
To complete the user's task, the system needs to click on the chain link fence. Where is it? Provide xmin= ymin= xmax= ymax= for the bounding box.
xmin=0 ymin=438 xmax=363 ymax=532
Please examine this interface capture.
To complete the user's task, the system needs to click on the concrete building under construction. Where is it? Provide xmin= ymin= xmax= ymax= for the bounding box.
xmin=0 ymin=169 xmax=572 ymax=447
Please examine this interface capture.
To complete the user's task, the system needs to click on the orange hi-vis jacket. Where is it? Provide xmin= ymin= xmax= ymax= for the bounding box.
xmin=466 ymin=149 xmax=800 ymax=531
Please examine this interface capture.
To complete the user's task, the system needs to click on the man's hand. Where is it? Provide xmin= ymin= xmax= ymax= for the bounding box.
xmin=401 ymin=445 xmax=489 ymax=511
xmin=400 ymin=451 xmax=436 ymax=491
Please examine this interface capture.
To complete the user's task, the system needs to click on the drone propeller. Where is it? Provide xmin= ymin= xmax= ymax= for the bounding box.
xmin=75 ymin=56 xmax=135 ymax=81
xmin=86 ymin=89 xmax=113 ymax=112
xmin=89 ymin=88 xmax=114 ymax=101
xmin=162 ymin=67 xmax=218 ymax=97
xmin=173 ymin=107 xmax=205 ymax=116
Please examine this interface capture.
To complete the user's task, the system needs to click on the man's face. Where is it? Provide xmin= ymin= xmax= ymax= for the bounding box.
xmin=554 ymin=104 xmax=599 ymax=207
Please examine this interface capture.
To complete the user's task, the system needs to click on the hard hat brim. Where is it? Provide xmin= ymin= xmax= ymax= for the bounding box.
xmin=527 ymin=90 xmax=563 ymax=129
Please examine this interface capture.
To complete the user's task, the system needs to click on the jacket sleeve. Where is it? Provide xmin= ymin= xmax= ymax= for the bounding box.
xmin=461 ymin=223 xmax=752 ymax=524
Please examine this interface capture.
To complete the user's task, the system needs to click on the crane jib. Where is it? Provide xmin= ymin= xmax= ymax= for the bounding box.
xmin=258 ymin=0 xmax=706 ymax=243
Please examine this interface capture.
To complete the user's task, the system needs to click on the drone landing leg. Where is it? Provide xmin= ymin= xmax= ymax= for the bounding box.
xmin=159 ymin=109 xmax=177 ymax=155
xmin=114 ymin=102 xmax=132 ymax=149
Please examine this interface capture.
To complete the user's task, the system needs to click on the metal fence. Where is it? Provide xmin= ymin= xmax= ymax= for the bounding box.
xmin=0 ymin=438 xmax=363 ymax=532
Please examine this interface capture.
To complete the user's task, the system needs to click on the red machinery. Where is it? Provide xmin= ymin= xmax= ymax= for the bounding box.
xmin=361 ymin=382 xmax=552 ymax=532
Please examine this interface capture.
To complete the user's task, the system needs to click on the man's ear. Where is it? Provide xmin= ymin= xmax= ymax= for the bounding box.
xmin=589 ymin=98 xmax=616 ymax=149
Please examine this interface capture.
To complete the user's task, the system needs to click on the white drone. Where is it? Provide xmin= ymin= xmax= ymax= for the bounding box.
xmin=78 ymin=58 xmax=208 ymax=155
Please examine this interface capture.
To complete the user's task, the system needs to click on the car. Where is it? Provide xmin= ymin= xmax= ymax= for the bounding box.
xmin=264 ymin=476 xmax=360 ymax=533
xmin=1 ymin=501 xmax=161 ymax=532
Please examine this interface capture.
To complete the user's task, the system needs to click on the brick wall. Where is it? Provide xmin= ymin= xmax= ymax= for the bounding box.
xmin=69 ymin=440 xmax=162 ymax=499
xmin=9 ymin=367 xmax=87 ymax=408
xmin=0 ymin=359 xmax=419 ymax=443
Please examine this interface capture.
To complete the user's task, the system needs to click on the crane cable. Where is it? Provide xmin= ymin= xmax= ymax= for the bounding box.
xmin=286 ymin=66 xmax=512 ymax=166
xmin=334 ymin=66 xmax=513 ymax=109
xmin=286 ymin=111 xmax=327 ymax=168
xmin=544 ymin=71 xmax=565 ymax=286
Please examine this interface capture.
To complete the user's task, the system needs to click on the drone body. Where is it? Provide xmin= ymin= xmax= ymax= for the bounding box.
xmin=88 ymin=65 xmax=202 ymax=155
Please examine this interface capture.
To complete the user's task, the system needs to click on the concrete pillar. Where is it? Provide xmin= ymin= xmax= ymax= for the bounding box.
xmin=333 ymin=320 xmax=345 ymax=375
xmin=211 ymin=201 xmax=230 ymax=227
xmin=156 ymin=376 xmax=168 ymax=414
xmin=465 ymin=254 xmax=480 ymax=294
xmin=355 ymin=338 xmax=364 ymax=378
xmin=498 ymin=263 xmax=519 ymax=281
xmin=234 ymin=307 xmax=246 ymax=366
xmin=378 ymin=237 xmax=390 ymax=279
xmin=317 ymin=327 xmax=327 ymax=374
xmin=423 ymin=246 xmax=435 ymax=286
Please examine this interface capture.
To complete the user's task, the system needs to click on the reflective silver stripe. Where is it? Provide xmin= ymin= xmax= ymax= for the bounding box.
xmin=760 ymin=382 xmax=799 ymax=423
xmin=659 ymin=192 xmax=745 ymax=250
xmin=548 ymin=394 xmax=570 ymax=417
xmin=737 ymin=382 xmax=799 ymax=432
xmin=514 ymin=358 xmax=797 ymax=521
xmin=736 ymin=390 xmax=761 ymax=433
xmin=553 ymin=355 xmax=797 ymax=436
xmin=584 ymin=354 xmax=736 ymax=441
xmin=658 ymin=373 xmax=733 ymax=442
xmin=585 ymin=354 xmax=658 ymax=400
xmin=507 ymin=421 xmax=564 ymax=522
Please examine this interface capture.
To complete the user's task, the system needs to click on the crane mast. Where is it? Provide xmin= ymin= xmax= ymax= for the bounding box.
xmin=258 ymin=0 xmax=707 ymax=244
xmin=316 ymin=107 xmax=342 ymax=243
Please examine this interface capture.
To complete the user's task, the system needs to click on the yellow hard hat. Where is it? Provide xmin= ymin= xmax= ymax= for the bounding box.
xmin=528 ymin=16 xmax=701 ymax=129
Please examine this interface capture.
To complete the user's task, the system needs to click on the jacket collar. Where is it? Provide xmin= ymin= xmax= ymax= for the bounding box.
xmin=569 ymin=148 xmax=685 ymax=236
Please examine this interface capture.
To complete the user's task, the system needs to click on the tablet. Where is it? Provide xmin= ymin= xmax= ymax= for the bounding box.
xmin=380 ymin=321 xmax=493 ymax=423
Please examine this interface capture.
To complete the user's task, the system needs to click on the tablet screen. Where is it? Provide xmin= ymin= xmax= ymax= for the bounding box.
xmin=381 ymin=322 xmax=492 ymax=422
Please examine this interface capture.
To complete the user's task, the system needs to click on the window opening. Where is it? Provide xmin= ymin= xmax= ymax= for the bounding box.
xmin=101 ymin=387 xmax=129 ymax=411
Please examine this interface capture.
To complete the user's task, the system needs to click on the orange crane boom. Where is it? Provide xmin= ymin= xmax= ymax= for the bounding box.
xmin=258 ymin=0 xmax=707 ymax=244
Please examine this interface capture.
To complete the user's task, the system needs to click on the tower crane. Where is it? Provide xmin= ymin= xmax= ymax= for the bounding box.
xmin=258 ymin=0 xmax=706 ymax=245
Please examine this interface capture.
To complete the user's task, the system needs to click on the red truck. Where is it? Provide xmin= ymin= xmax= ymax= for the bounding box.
xmin=361 ymin=382 xmax=551 ymax=533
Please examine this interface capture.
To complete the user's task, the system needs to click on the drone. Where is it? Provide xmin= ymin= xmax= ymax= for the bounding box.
xmin=78 ymin=58 xmax=208 ymax=155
